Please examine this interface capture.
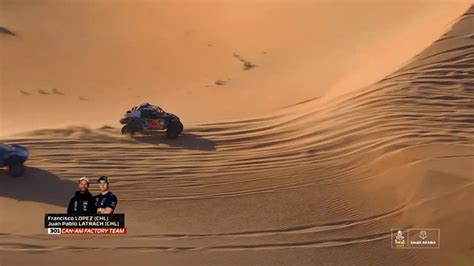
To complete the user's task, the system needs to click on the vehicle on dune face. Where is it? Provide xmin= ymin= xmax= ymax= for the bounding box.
xmin=120 ymin=103 xmax=183 ymax=139
xmin=0 ymin=144 xmax=28 ymax=176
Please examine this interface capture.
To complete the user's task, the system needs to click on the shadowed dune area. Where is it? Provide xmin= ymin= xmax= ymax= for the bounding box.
xmin=0 ymin=2 xmax=473 ymax=266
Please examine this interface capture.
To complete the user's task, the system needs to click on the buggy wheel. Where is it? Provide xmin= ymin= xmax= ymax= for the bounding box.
xmin=8 ymin=161 xmax=25 ymax=177
xmin=123 ymin=118 xmax=142 ymax=136
xmin=166 ymin=124 xmax=180 ymax=139
xmin=121 ymin=125 xmax=128 ymax=135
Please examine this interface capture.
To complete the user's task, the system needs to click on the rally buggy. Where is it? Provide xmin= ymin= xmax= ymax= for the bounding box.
xmin=0 ymin=144 xmax=29 ymax=176
xmin=120 ymin=103 xmax=183 ymax=139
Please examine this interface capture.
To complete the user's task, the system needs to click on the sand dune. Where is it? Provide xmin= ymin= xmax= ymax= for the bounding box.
xmin=0 ymin=1 xmax=470 ymax=135
xmin=1 ymin=3 xmax=473 ymax=266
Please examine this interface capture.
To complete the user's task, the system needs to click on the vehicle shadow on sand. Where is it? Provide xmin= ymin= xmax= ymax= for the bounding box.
xmin=0 ymin=167 xmax=75 ymax=207
xmin=132 ymin=133 xmax=217 ymax=151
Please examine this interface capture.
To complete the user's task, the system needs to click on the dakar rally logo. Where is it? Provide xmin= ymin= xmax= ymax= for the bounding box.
xmin=392 ymin=229 xmax=407 ymax=248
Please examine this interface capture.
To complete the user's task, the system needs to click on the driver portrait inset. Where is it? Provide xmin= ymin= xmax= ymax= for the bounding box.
xmin=67 ymin=176 xmax=97 ymax=214
xmin=95 ymin=176 xmax=118 ymax=214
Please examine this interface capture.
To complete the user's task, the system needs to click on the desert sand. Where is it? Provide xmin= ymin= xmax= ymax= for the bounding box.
xmin=0 ymin=1 xmax=473 ymax=265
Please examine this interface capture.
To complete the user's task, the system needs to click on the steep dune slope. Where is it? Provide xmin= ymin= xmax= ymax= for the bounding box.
xmin=0 ymin=1 xmax=470 ymax=135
